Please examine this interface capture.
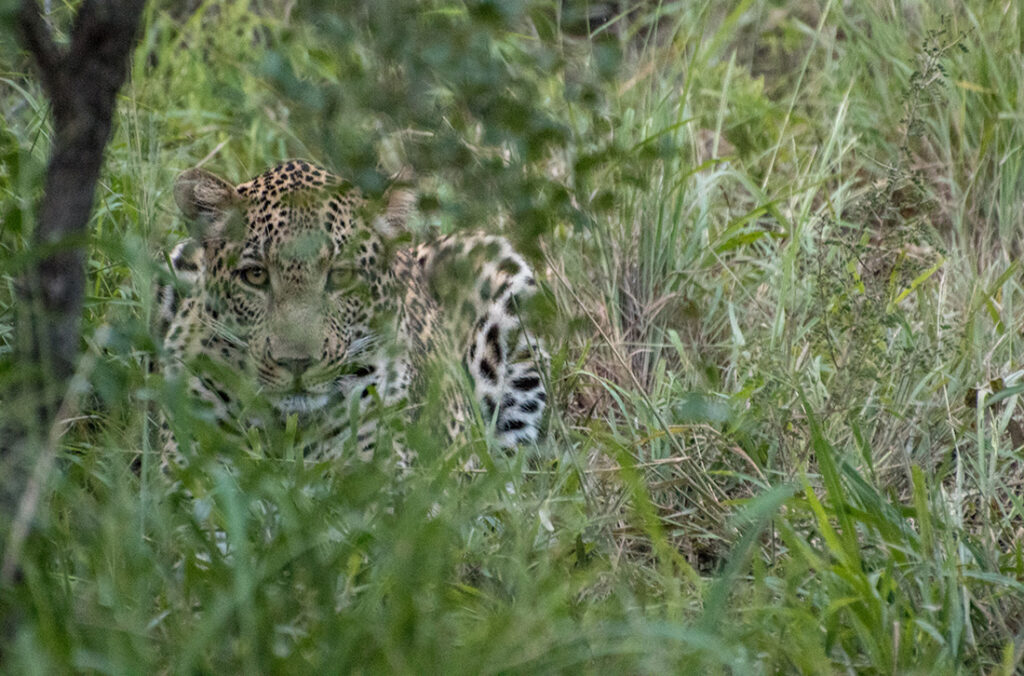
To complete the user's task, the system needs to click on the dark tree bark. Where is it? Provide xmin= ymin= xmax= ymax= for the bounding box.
xmin=0 ymin=0 xmax=146 ymax=594
xmin=17 ymin=0 xmax=146 ymax=418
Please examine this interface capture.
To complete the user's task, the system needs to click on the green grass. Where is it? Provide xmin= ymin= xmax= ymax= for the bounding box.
xmin=3 ymin=0 xmax=1024 ymax=672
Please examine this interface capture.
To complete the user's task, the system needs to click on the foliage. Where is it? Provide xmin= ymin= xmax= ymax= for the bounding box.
xmin=3 ymin=0 xmax=1024 ymax=672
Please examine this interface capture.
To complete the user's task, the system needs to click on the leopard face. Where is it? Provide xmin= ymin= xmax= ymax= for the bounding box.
xmin=170 ymin=160 xmax=419 ymax=422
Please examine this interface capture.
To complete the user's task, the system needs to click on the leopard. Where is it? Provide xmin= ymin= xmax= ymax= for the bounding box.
xmin=158 ymin=159 xmax=547 ymax=464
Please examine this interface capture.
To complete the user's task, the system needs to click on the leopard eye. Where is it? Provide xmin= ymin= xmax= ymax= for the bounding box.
xmin=238 ymin=264 xmax=269 ymax=288
xmin=327 ymin=266 xmax=358 ymax=292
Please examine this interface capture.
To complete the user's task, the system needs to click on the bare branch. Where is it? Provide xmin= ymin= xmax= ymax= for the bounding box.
xmin=16 ymin=1 xmax=61 ymax=95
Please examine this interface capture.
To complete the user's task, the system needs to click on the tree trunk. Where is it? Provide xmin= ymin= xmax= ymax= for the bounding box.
xmin=17 ymin=0 xmax=147 ymax=416
xmin=0 ymin=0 xmax=146 ymax=591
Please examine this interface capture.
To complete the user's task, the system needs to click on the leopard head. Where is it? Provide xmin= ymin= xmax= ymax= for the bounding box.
xmin=173 ymin=160 xmax=414 ymax=417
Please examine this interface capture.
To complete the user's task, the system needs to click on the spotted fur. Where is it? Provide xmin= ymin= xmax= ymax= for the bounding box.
xmin=159 ymin=160 xmax=546 ymax=462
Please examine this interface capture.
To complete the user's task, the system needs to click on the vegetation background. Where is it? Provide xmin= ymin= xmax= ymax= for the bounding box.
xmin=2 ymin=0 xmax=1024 ymax=672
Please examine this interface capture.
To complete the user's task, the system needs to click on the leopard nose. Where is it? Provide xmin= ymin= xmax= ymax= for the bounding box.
xmin=275 ymin=356 xmax=313 ymax=376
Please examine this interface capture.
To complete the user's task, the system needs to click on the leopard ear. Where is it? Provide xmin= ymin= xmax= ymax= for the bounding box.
xmin=373 ymin=168 xmax=416 ymax=239
xmin=174 ymin=168 xmax=240 ymax=240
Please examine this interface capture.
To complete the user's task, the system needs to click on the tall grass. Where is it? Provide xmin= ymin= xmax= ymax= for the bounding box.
xmin=3 ymin=0 xmax=1024 ymax=672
